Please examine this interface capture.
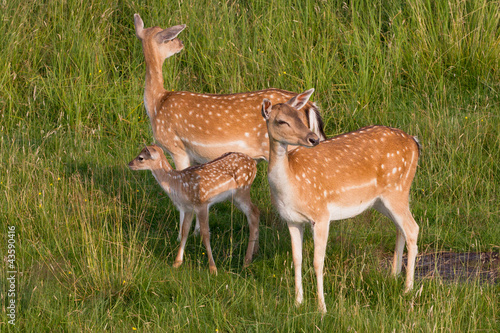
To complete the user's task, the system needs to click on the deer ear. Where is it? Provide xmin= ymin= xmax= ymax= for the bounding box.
xmin=149 ymin=148 xmax=160 ymax=160
xmin=134 ymin=14 xmax=145 ymax=40
xmin=142 ymin=144 xmax=151 ymax=156
xmin=155 ymin=24 xmax=186 ymax=43
xmin=261 ymin=99 xmax=272 ymax=120
xmin=286 ymin=88 xmax=315 ymax=110
xmin=149 ymin=144 xmax=164 ymax=160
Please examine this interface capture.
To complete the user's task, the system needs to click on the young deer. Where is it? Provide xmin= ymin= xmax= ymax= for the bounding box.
xmin=261 ymin=89 xmax=420 ymax=313
xmin=129 ymin=145 xmax=260 ymax=274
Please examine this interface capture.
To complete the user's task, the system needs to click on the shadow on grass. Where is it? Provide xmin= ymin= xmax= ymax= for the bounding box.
xmin=415 ymin=251 xmax=500 ymax=284
xmin=61 ymin=160 xmax=500 ymax=289
xmin=383 ymin=251 xmax=500 ymax=285
xmin=60 ymin=159 xmax=286 ymax=272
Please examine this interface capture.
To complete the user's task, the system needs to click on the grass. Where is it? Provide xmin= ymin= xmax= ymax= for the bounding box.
xmin=1 ymin=0 xmax=499 ymax=331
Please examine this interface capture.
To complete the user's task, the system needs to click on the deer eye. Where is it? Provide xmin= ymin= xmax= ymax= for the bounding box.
xmin=277 ymin=119 xmax=288 ymax=126
xmin=138 ymin=156 xmax=144 ymax=161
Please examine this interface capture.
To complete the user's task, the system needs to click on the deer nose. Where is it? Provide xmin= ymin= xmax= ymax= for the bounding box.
xmin=307 ymin=133 xmax=320 ymax=146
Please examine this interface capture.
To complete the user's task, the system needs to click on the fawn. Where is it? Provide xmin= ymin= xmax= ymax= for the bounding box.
xmin=261 ymin=89 xmax=420 ymax=313
xmin=129 ymin=145 xmax=260 ymax=273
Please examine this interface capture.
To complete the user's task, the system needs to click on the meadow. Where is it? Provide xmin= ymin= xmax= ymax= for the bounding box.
xmin=1 ymin=0 xmax=499 ymax=331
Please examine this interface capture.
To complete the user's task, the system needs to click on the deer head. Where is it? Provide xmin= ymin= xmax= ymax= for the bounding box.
xmin=128 ymin=145 xmax=172 ymax=172
xmin=134 ymin=13 xmax=186 ymax=65
xmin=262 ymin=88 xmax=320 ymax=148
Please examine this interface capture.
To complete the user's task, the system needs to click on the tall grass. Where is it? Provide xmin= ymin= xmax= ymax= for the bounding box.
xmin=1 ymin=0 xmax=499 ymax=331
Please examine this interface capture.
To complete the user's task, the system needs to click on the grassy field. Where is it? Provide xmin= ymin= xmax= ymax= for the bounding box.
xmin=1 ymin=0 xmax=499 ymax=331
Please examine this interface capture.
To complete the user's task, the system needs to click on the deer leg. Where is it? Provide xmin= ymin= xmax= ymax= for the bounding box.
xmin=401 ymin=211 xmax=419 ymax=292
xmin=171 ymin=152 xmax=200 ymax=237
xmin=173 ymin=210 xmax=194 ymax=268
xmin=392 ymin=228 xmax=405 ymax=276
xmin=376 ymin=197 xmax=419 ymax=292
xmin=287 ymin=222 xmax=305 ymax=306
xmin=234 ymin=188 xmax=260 ymax=267
xmin=171 ymin=151 xmax=191 ymax=170
xmin=177 ymin=211 xmax=184 ymax=242
xmin=196 ymin=204 xmax=217 ymax=274
xmin=312 ymin=217 xmax=330 ymax=313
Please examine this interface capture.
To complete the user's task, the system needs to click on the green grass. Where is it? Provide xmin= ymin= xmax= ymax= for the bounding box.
xmin=1 ymin=0 xmax=499 ymax=331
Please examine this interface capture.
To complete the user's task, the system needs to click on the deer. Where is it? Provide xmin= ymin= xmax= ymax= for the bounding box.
xmin=260 ymin=88 xmax=421 ymax=313
xmin=133 ymin=13 xmax=326 ymax=240
xmin=128 ymin=145 xmax=260 ymax=274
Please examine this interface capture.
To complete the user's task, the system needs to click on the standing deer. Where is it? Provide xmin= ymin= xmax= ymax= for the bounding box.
xmin=133 ymin=13 xmax=325 ymax=240
xmin=261 ymin=89 xmax=420 ymax=313
xmin=133 ymin=13 xmax=325 ymax=169
xmin=129 ymin=145 xmax=260 ymax=273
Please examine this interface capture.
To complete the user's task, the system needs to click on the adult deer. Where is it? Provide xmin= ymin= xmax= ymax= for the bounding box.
xmin=133 ymin=13 xmax=325 ymax=168
xmin=129 ymin=145 xmax=260 ymax=273
xmin=261 ymin=89 xmax=420 ymax=313
xmin=133 ymin=13 xmax=325 ymax=239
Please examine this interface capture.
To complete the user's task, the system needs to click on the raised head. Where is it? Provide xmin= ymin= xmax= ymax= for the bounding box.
xmin=128 ymin=144 xmax=171 ymax=171
xmin=134 ymin=13 xmax=186 ymax=62
xmin=261 ymin=88 xmax=320 ymax=148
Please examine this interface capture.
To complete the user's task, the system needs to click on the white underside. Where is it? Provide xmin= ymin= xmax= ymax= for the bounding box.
xmin=327 ymin=199 xmax=376 ymax=221
xmin=170 ymin=188 xmax=237 ymax=213
xmin=274 ymin=192 xmax=377 ymax=224
xmin=184 ymin=140 xmax=266 ymax=164
xmin=207 ymin=189 xmax=236 ymax=208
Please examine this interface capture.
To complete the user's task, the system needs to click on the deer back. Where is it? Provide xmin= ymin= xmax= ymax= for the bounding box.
xmin=172 ymin=152 xmax=257 ymax=204
xmin=152 ymin=89 xmax=324 ymax=164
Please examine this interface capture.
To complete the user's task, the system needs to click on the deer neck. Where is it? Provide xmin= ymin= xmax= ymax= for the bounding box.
xmin=267 ymin=137 xmax=292 ymax=191
xmin=149 ymin=158 xmax=173 ymax=193
xmin=143 ymin=52 xmax=167 ymax=120
xmin=267 ymin=136 xmax=313 ymax=223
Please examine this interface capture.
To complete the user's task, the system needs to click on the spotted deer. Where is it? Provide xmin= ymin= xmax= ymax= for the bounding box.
xmin=261 ymin=89 xmax=420 ymax=313
xmin=129 ymin=145 xmax=260 ymax=273
xmin=133 ymin=13 xmax=325 ymax=167
xmin=133 ymin=13 xmax=325 ymax=239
